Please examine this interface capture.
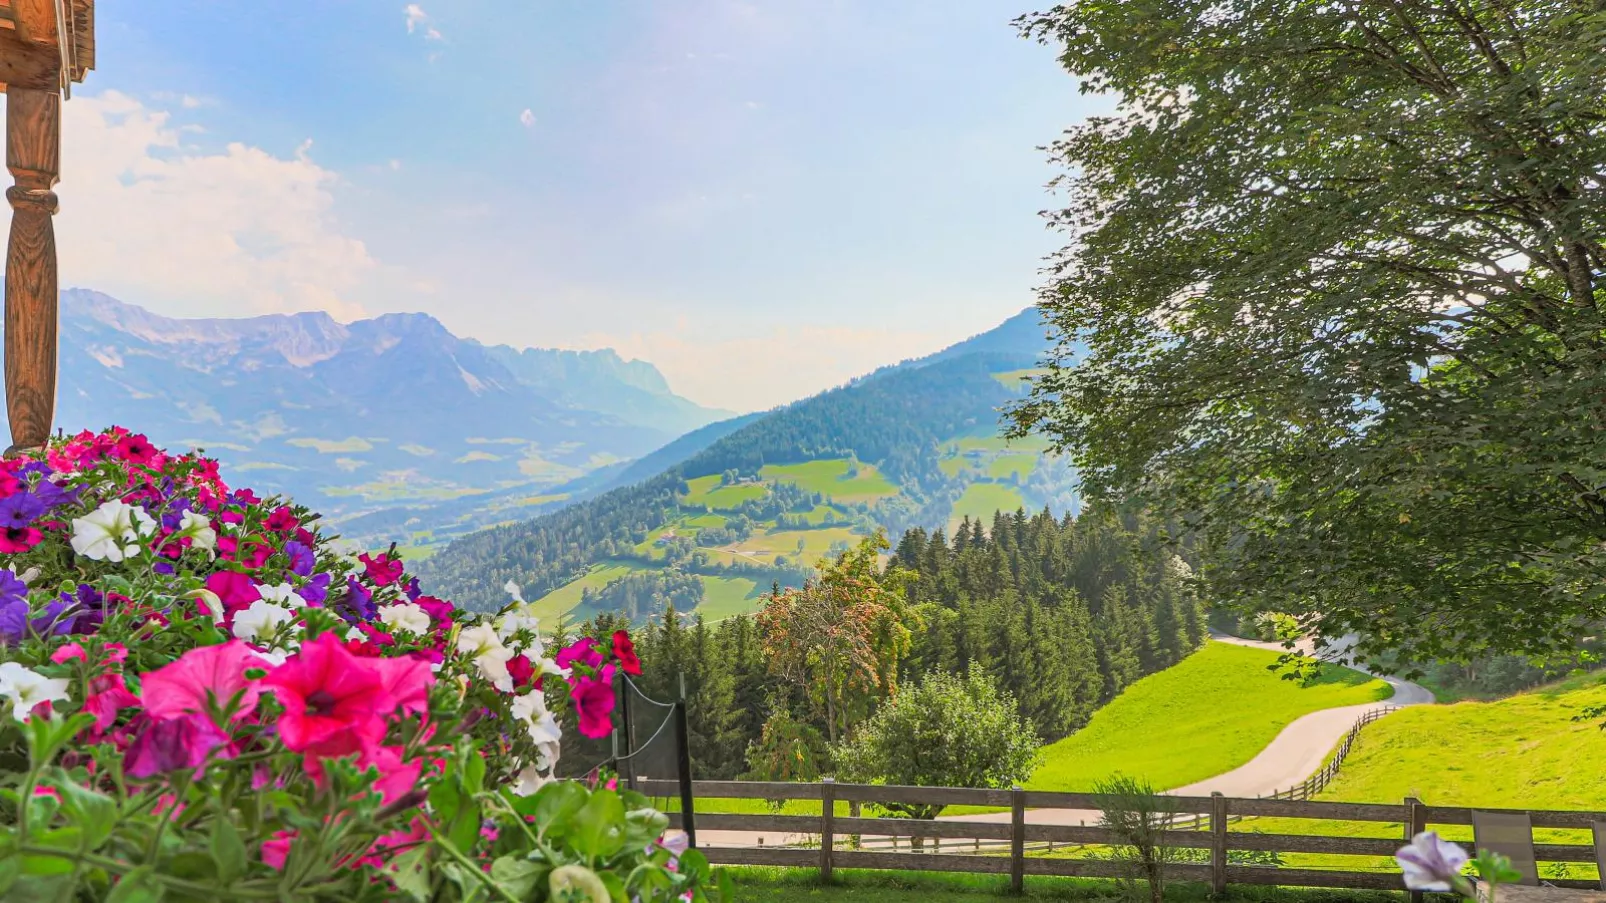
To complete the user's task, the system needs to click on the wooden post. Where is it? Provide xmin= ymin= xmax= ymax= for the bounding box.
xmin=4 ymin=85 xmax=60 ymax=453
xmin=1010 ymin=785 xmax=1025 ymax=895
xmin=1406 ymin=797 xmax=1426 ymax=903
xmin=1210 ymin=792 xmax=1229 ymax=896
xmin=819 ymin=778 xmax=835 ymax=884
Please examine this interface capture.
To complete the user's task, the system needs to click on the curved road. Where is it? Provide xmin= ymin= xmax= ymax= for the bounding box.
xmin=698 ymin=636 xmax=1434 ymax=845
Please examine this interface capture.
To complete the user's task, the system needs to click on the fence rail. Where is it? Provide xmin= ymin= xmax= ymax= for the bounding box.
xmin=640 ymin=778 xmax=1606 ymax=895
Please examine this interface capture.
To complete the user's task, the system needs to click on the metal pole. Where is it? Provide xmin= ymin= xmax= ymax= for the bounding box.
xmin=618 ymin=670 xmax=638 ymax=791
xmin=674 ymin=671 xmax=697 ymax=848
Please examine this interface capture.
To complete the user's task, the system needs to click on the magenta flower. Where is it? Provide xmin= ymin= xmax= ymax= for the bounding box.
xmin=358 ymin=552 xmax=404 ymax=587
xmin=556 ymin=637 xmax=604 ymax=673
xmin=572 ymin=665 xmax=617 ymax=739
xmin=124 ymin=713 xmax=232 ymax=778
xmin=139 ymin=640 xmax=267 ymax=723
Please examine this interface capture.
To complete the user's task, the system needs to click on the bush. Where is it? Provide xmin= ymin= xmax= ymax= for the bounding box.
xmin=0 ymin=428 xmax=727 ymax=901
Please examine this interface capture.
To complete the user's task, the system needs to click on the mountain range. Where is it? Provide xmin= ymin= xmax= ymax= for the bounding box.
xmin=414 ymin=307 xmax=1079 ymax=619
xmin=28 ymin=289 xmax=731 ymax=520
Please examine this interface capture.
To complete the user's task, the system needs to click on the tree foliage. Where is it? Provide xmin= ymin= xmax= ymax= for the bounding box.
xmin=1010 ymin=0 xmax=1606 ymax=667
xmin=832 ymin=664 xmax=1039 ymax=821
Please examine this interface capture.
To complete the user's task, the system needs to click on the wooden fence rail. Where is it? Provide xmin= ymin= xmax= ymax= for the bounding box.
xmin=640 ymin=778 xmax=1606 ymax=895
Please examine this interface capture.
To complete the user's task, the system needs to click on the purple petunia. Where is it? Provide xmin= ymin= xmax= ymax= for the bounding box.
xmin=0 ymin=492 xmax=46 ymax=529
xmin=299 ymin=571 xmax=332 ymax=606
xmin=0 ymin=597 xmax=26 ymax=644
xmin=29 ymin=478 xmax=80 ymax=511
xmin=160 ymin=496 xmax=194 ymax=532
xmin=283 ymin=540 xmax=315 ymax=578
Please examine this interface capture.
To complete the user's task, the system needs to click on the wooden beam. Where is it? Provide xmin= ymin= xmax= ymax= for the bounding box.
xmin=0 ymin=31 xmax=60 ymax=91
xmin=5 ymin=86 xmax=59 ymax=452
xmin=10 ymin=0 xmax=54 ymax=46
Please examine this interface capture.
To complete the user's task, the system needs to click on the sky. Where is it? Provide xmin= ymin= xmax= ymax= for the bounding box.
xmin=38 ymin=0 xmax=1100 ymax=412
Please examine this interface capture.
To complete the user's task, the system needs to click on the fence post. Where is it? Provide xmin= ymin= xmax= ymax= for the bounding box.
xmin=820 ymin=778 xmax=835 ymax=883
xmin=1406 ymin=797 xmax=1426 ymax=903
xmin=1210 ymin=792 xmax=1229 ymax=896
xmin=1010 ymin=785 xmax=1026 ymax=895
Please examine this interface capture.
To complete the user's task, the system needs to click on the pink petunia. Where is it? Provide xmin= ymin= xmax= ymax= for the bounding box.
xmin=264 ymin=506 xmax=300 ymax=533
xmin=123 ymin=713 xmax=233 ymax=778
xmin=261 ymin=633 xmax=392 ymax=759
xmin=206 ymin=571 xmax=260 ymax=612
xmin=0 ymin=526 xmax=43 ymax=553
xmin=139 ymin=640 xmax=268 ymax=723
xmin=50 ymin=643 xmax=88 ymax=664
xmin=358 ymin=553 xmax=404 ymax=587
xmin=262 ymin=830 xmax=296 ymax=871
xmin=571 ymin=665 xmax=617 ymax=739
xmin=105 ymin=643 xmax=128 ymax=664
xmin=371 ymin=654 xmax=434 ymax=717
xmin=83 ymin=673 xmax=140 ymax=735
xmin=555 ymin=636 xmax=604 ymax=673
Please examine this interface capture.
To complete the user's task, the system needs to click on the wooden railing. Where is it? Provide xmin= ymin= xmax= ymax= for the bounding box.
xmin=642 ymin=779 xmax=1606 ymax=895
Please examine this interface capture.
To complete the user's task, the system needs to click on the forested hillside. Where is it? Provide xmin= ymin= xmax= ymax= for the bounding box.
xmin=550 ymin=505 xmax=1204 ymax=779
xmin=414 ymin=317 xmax=1077 ymax=616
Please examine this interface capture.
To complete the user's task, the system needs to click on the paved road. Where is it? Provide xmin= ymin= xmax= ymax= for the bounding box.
xmin=697 ymin=635 xmax=1434 ymax=846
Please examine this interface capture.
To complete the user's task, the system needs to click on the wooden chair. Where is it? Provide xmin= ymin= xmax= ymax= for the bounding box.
xmin=1472 ymin=810 xmax=1540 ymax=886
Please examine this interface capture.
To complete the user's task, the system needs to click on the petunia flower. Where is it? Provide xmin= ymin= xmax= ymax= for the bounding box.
xmin=206 ymin=571 xmax=261 ymax=612
xmin=0 ymin=661 xmax=71 ymax=722
xmin=456 ymin=622 xmax=515 ymax=691
xmin=571 ymin=665 xmax=616 ymax=739
xmin=512 ymin=762 xmax=549 ymax=796
xmin=261 ymin=830 xmax=296 ymax=871
xmin=282 ymin=540 xmax=315 ymax=577
xmin=358 ymin=552 xmax=404 ymax=587
xmin=124 ymin=713 xmax=233 ymax=778
xmin=0 ymin=491 xmax=45 ymax=528
xmin=511 ymin=690 xmax=562 ymax=746
xmin=231 ymin=599 xmax=298 ymax=646
xmin=375 ymin=602 xmax=431 ymax=636
xmin=0 ymin=596 xmax=27 ymax=644
xmin=113 ymin=433 xmax=158 ymax=465
xmin=69 ymin=500 xmax=155 ymax=562
xmin=555 ymin=636 xmax=604 ymax=673
xmin=611 ymin=630 xmax=643 ymax=676
xmin=1397 ymin=831 xmax=1470 ymax=893
xmin=261 ymin=632 xmax=392 ymax=759
xmin=139 ymin=640 xmax=267 ymax=723
xmin=50 ymin=643 xmax=87 ymax=664
xmin=263 ymin=506 xmax=300 ymax=534
xmin=82 ymin=673 xmax=140 ymax=734
xmin=175 ymin=510 xmax=216 ymax=553
xmin=0 ymin=526 xmax=43 ymax=554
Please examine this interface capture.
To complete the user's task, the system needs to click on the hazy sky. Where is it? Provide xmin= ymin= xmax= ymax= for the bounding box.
xmin=42 ymin=1 xmax=1100 ymax=412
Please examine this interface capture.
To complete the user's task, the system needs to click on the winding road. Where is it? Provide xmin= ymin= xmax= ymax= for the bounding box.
xmin=697 ymin=636 xmax=1435 ymax=847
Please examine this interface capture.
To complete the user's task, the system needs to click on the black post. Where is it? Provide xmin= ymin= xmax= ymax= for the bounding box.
xmin=618 ymin=671 xmax=638 ymax=791
xmin=675 ymin=671 xmax=697 ymax=848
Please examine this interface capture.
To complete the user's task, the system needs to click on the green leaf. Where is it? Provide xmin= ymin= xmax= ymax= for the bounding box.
xmin=488 ymin=856 xmax=545 ymax=900
xmin=51 ymin=773 xmax=117 ymax=851
xmin=598 ymin=869 xmax=627 ymax=903
xmin=428 ymin=774 xmax=462 ymax=827
xmin=104 ymin=865 xmax=165 ymax=903
xmin=0 ymin=853 xmax=18 ymax=897
xmin=447 ymin=798 xmax=483 ymax=856
xmin=385 ymin=846 xmax=432 ymax=903
xmin=24 ymin=714 xmax=95 ymax=769
xmin=209 ymin=818 xmax=246 ymax=885
xmin=463 ymin=749 xmax=486 ymax=795
xmin=622 ymin=808 xmax=669 ymax=850
xmin=570 ymin=791 xmax=625 ymax=860
xmin=527 ymin=781 xmax=587 ymax=838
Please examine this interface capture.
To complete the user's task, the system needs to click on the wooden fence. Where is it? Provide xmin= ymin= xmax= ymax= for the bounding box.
xmin=642 ymin=779 xmax=1606 ymax=895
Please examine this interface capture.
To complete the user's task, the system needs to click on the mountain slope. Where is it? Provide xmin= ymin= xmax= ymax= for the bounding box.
xmin=30 ymin=289 xmax=726 ymax=521
xmin=415 ymin=307 xmax=1076 ymax=617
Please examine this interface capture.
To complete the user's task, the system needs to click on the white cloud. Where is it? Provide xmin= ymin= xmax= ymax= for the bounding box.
xmin=580 ymin=323 xmax=950 ymax=411
xmin=404 ymin=4 xmax=427 ymax=33
xmin=518 ymin=109 xmax=536 ymax=128
xmin=404 ymin=5 xmax=442 ymax=41
xmin=47 ymin=91 xmax=377 ymax=320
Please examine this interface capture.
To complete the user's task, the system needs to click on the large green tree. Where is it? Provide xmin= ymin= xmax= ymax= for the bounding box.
xmin=1010 ymin=0 xmax=1606 ymax=667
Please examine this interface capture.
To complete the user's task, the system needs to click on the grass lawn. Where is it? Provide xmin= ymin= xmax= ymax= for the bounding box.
xmin=1025 ymin=642 xmax=1393 ymax=795
xmin=696 ymin=576 xmax=763 ymax=621
xmin=728 ymin=867 xmax=1399 ymax=902
xmin=745 ymin=527 xmax=862 ymax=566
xmin=529 ymin=561 xmax=642 ymax=623
xmin=947 ymin=483 xmax=1027 ymax=532
xmin=685 ymin=475 xmax=771 ymax=509
xmin=985 ymin=453 xmax=1039 ymax=481
xmin=761 ymin=460 xmax=900 ymax=503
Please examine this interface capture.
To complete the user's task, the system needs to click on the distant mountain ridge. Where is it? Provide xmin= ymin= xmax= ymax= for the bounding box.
xmin=21 ymin=289 xmax=730 ymax=522
xmin=414 ymin=306 xmax=1075 ymax=616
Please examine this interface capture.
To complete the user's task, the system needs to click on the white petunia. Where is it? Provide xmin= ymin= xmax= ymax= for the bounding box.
xmin=512 ymin=762 xmax=549 ymax=796
xmin=457 ymin=622 xmax=515 ymax=691
xmin=376 ymin=602 xmax=432 ymax=636
xmin=504 ymin=580 xmax=525 ymax=604
xmin=69 ymin=500 xmax=154 ymax=562
xmin=0 ymin=662 xmax=71 ymax=722
xmin=495 ymin=601 xmax=543 ymax=651
xmin=232 ymin=599 xmax=297 ymax=645
xmin=176 ymin=510 xmax=217 ymax=553
xmin=189 ymin=588 xmax=226 ymax=624
xmin=511 ymin=691 xmax=563 ymax=746
xmin=256 ymin=583 xmax=307 ymax=609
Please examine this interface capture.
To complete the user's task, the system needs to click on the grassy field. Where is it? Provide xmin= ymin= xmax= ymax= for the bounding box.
xmin=728 ymin=867 xmax=1399 ymax=902
xmin=529 ymin=561 xmax=642 ymax=623
xmin=696 ymin=575 xmax=763 ymax=621
xmin=685 ymin=475 xmax=771 ymax=509
xmin=743 ymin=527 xmax=861 ymax=565
xmin=1026 ymin=643 xmax=1393 ymax=794
xmin=1227 ymin=669 xmax=1606 ymax=878
xmin=760 ymin=459 xmax=900 ymax=503
xmin=985 ymin=453 xmax=1039 ymax=481
xmin=947 ymin=483 xmax=1027 ymax=532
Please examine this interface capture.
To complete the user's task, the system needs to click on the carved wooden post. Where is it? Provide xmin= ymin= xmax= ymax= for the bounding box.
xmin=4 ymin=85 xmax=59 ymax=453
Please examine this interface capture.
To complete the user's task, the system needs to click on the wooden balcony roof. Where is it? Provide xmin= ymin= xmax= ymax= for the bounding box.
xmin=0 ymin=0 xmax=94 ymax=94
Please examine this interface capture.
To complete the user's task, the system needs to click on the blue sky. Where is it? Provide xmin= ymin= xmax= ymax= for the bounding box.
xmin=51 ymin=1 xmax=1100 ymax=411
